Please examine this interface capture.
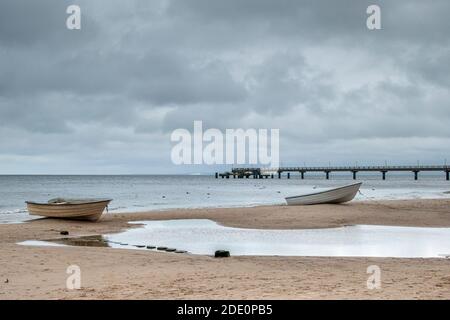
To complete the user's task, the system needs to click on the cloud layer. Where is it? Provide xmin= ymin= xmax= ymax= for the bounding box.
xmin=0 ymin=0 xmax=449 ymax=173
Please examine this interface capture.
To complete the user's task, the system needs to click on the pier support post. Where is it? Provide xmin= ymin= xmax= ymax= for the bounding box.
xmin=381 ymin=171 xmax=386 ymax=180
xmin=287 ymin=172 xmax=290 ymax=179
xmin=352 ymin=171 xmax=357 ymax=180
xmin=325 ymin=171 xmax=330 ymax=180
xmin=226 ymin=174 xmax=230 ymax=179
xmin=271 ymin=174 xmax=274 ymax=179
xmin=447 ymin=171 xmax=449 ymax=181
xmin=215 ymin=172 xmax=218 ymax=179
xmin=300 ymin=171 xmax=304 ymax=179
xmin=414 ymin=171 xmax=419 ymax=180
xmin=278 ymin=172 xmax=281 ymax=179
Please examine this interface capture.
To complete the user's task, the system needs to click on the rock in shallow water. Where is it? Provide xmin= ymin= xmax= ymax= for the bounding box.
xmin=60 ymin=231 xmax=69 ymax=235
xmin=214 ymin=250 xmax=230 ymax=258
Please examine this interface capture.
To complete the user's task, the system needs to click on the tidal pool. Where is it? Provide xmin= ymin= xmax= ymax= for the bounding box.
xmin=102 ymin=219 xmax=450 ymax=258
xmin=18 ymin=240 xmax=67 ymax=247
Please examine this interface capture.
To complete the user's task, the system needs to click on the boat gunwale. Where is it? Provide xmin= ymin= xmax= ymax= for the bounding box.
xmin=25 ymin=199 xmax=112 ymax=206
xmin=284 ymin=182 xmax=362 ymax=200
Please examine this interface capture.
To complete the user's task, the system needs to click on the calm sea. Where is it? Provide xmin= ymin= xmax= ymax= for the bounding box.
xmin=1 ymin=174 xmax=449 ymax=223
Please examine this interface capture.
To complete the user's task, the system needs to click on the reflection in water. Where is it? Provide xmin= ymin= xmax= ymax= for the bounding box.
xmin=105 ymin=219 xmax=450 ymax=258
xmin=53 ymin=235 xmax=110 ymax=247
xmin=18 ymin=220 xmax=450 ymax=258
xmin=18 ymin=234 xmax=186 ymax=253
xmin=18 ymin=235 xmax=111 ymax=248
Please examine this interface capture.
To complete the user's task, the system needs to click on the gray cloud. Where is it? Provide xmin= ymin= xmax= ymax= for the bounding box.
xmin=0 ymin=0 xmax=449 ymax=173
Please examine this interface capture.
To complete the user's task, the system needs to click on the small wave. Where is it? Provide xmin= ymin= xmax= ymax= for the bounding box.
xmin=0 ymin=208 xmax=28 ymax=215
xmin=107 ymin=206 xmax=127 ymax=211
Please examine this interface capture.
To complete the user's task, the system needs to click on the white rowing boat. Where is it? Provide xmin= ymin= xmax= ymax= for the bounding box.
xmin=26 ymin=198 xmax=112 ymax=222
xmin=285 ymin=182 xmax=362 ymax=205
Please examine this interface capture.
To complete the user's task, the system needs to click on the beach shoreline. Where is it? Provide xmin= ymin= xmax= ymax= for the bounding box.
xmin=1 ymin=198 xmax=450 ymax=299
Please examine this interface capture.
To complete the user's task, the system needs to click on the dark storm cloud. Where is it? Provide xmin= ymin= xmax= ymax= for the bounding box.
xmin=0 ymin=0 xmax=449 ymax=173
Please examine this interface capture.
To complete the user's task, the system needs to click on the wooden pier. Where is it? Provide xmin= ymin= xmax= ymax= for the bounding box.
xmin=216 ymin=165 xmax=450 ymax=181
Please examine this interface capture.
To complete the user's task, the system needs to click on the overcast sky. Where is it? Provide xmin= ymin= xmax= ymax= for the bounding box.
xmin=0 ymin=0 xmax=449 ymax=174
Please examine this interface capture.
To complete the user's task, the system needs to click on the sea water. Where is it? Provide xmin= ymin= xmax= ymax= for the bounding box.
xmin=1 ymin=174 xmax=449 ymax=223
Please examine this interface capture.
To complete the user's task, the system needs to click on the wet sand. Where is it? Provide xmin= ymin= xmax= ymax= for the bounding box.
xmin=1 ymin=199 xmax=450 ymax=299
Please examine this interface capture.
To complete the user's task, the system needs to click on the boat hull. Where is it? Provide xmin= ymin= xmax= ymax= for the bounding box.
xmin=26 ymin=200 xmax=111 ymax=222
xmin=285 ymin=183 xmax=362 ymax=206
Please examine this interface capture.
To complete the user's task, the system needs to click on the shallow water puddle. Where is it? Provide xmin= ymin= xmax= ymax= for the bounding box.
xmin=17 ymin=219 xmax=450 ymax=258
xmin=18 ymin=235 xmax=110 ymax=248
xmin=19 ymin=240 xmax=67 ymax=247
xmin=18 ymin=234 xmax=186 ymax=253
xmin=105 ymin=219 xmax=450 ymax=258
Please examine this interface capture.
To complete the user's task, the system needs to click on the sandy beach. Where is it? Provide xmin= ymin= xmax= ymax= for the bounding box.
xmin=1 ymin=199 xmax=450 ymax=300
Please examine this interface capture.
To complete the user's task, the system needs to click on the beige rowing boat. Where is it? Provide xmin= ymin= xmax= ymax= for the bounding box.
xmin=26 ymin=198 xmax=112 ymax=222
